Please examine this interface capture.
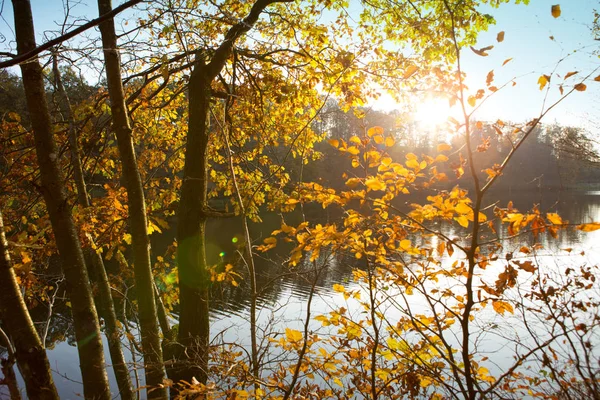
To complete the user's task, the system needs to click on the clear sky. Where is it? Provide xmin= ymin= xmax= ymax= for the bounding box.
xmin=1 ymin=1 xmax=599 ymax=129
xmin=463 ymin=0 xmax=600 ymax=129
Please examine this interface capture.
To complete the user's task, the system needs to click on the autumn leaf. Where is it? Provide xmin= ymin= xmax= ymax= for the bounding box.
xmin=538 ymin=74 xmax=550 ymax=90
xmin=514 ymin=260 xmax=536 ymax=273
xmin=455 ymin=215 xmax=469 ymax=228
xmin=595 ymin=75 xmax=600 ymax=82
xmin=347 ymin=146 xmax=360 ymax=155
xmin=577 ymin=222 xmax=600 ymax=232
xmin=574 ymin=83 xmax=587 ymax=91
xmin=564 ymin=71 xmax=578 ymax=79
xmin=285 ymin=328 xmax=303 ymax=342
xmin=333 ymin=284 xmax=345 ymax=293
xmin=551 ymin=4 xmax=561 ymax=18
xmin=468 ymin=96 xmax=476 ymax=107
xmin=486 ymin=70 xmax=494 ymax=86
xmin=385 ymin=136 xmax=395 ymax=147
xmin=502 ymin=58 xmax=513 ymax=66
xmin=437 ymin=143 xmax=452 ymax=152
xmin=365 ymin=177 xmax=386 ymax=191
xmin=455 ymin=202 xmax=472 ymax=214
xmin=492 ymin=300 xmax=514 ymax=315
xmin=496 ymin=31 xmax=505 ymax=42
xmin=546 ymin=213 xmax=563 ymax=225
xmin=367 ymin=126 xmax=384 ymax=137
xmin=470 ymin=45 xmax=493 ymax=56
xmin=403 ymin=65 xmax=418 ymax=79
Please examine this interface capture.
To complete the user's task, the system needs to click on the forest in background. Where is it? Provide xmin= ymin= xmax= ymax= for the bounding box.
xmin=1 ymin=0 xmax=600 ymax=399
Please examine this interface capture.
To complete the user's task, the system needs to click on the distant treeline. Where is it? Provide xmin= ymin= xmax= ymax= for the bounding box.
xmin=305 ymin=100 xmax=600 ymax=192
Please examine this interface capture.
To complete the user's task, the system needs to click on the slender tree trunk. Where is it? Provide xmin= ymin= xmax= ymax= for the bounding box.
xmin=52 ymin=54 xmax=136 ymax=400
xmin=0 ymin=210 xmax=59 ymax=400
xmin=52 ymin=54 xmax=135 ymax=400
xmin=11 ymin=1 xmax=111 ymax=398
xmin=96 ymin=1 xmax=167 ymax=398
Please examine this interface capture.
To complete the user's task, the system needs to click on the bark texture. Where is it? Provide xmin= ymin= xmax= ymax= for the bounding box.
xmin=0 ymin=210 xmax=59 ymax=400
xmin=96 ymin=0 xmax=167 ymax=398
xmin=12 ymin=1 xmax=111 ymax=398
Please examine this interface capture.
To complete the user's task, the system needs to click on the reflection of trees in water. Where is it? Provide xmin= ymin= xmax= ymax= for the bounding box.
xmin=20 ymin=192 xmax=600 ymax=354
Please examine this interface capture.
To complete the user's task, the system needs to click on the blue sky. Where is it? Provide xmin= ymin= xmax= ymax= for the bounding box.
xmin=461 ymin=0 xmax=600 ymax=128
xmin=1 ymin=0 xmax=599 ymax=128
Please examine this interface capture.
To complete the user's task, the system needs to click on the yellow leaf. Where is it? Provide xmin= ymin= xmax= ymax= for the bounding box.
xmin=351 ymin=158 xmax=360 ymax=168
xmin=538 ymin=74 xmax=550 ymax=90
xmin=551 ymin=4 xmax=561 ymax=18
xmin=333 ymin=284 xmax=345 ymax=293
xmin=502 ymin=58 xmax=513 ymax=66
xmin=345 ymin=178 xmax=361 ymax=188
xmin=365 ymin=177 xmax=386 ymax=191
xmin=455 ymin=202 xmax=472 ymax=214
xmin=492 ymin=300 xmax=514 ymax=315
xmin=328 ymin=139 xmax=339 ymax=148
xmin=263 ymin=237 xmax=277 ymax=245
xmin=373 ymin=135 xmax=384 ymax=144
xmin=577 ymin=222 xmax=600 ymax=232
xmin=574 ymin=83 xmax=587 ymax=92
xmin=400 ymin=239 xmax=411 ymax=250
xmin=455 ymin=215 xmax=469 ymax=228
xmin=496 ymin=31 xmax=505 ymax=42
xmin=385 ymin=136 xmax=395 ymax=147
xmin=468 ymin=96 xmax=476 ymax=107
xmin=546 ymin=213 xmax=563 ymax=225
xmin=437 ymin=143 xmax=452 ymax=152
xmin=347 ymin=146 xmax=360 ymax=155
xmin=333 ymin=377 xmax=343 ymax=387
xmin=406 ymin=159 xmax=420 ymax=169
xmin=285 ymin=328 xmax=303 ymax=342
xmin=435 ymin=154 xmax=449 ymax=162
xmin=123 ymin=233 xmax=132 ymax=245
xmin=349 ymin=136 xmax=361 ymax=145
xmin=367 ymin=126 xmax=384 ymax=137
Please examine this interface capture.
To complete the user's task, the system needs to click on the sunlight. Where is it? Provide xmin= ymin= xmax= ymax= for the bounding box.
xmin=413 ymin=96 xmax=455 ymax=129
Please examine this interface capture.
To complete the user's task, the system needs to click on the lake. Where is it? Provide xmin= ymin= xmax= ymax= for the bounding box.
xmin=3 ymin=189 xmax=600 ymax=399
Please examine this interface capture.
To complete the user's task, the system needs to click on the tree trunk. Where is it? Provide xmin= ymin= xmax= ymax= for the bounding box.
xmin=0 ymin=210 xmax=59 ymax=400
xmin=52 ymin=54 xmax=135 ymax=400
xmin=174 ymin=61 xmax=212 ymax=385
xmin=11 ymin=1 xmax=111 ymax=398
xmin=96 ymin=1 xmax=167 ymax=398
xmin=174 ymin=0 xmax=286 ymax=384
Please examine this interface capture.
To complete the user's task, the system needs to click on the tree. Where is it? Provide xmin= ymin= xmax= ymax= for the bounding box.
xmin=96 ymin=0 xmax=167 ymax=397
xmin=11 ymin=0 xmax=111 ymax=398
xmin=0 ymin=209 xmax=58 ymax=399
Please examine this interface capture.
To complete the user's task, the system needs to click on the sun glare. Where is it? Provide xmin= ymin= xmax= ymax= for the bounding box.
xmin=413 ymin=97 xmax=455 ymax=129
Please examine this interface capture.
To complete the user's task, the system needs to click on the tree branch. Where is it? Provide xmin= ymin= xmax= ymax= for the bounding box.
xmin=0 ymin=0 xmax=143 ymax=69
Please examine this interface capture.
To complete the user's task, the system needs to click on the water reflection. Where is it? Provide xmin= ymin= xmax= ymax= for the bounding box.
xmin=3 ymin=190 xmax=600 ymax=398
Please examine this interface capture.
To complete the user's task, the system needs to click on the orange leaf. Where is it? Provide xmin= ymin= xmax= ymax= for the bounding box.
xmin=492 ymin=300 xmax=514 ymax=315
